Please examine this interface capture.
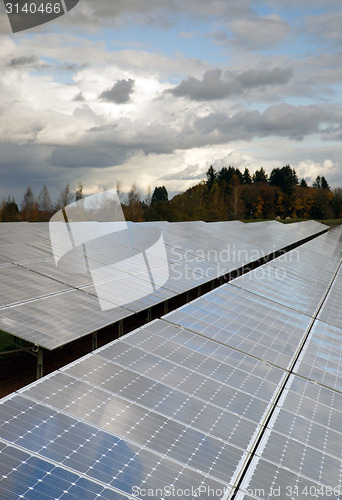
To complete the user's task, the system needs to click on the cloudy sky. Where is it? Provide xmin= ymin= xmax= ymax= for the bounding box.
xmin=1 ymin=0 xmax=342 ymax=204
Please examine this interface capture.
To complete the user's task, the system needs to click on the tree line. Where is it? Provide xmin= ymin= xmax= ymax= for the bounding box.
xmin=1 ymin=183 xmax=84 ymax=222
xmin=1 ymin=166 xmax=342 ymax=222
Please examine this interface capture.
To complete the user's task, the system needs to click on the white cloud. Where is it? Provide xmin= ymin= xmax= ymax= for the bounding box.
xmin=295 ymin=159 xmax=339 ymax=184
xmin=1 ymin=1 xmax=342 ymax=203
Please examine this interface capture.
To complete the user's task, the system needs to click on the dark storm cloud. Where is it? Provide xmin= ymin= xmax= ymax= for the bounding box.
xmin=195 ymin=103 xmax=328 ymax=140
xmin=99 ymin=79 xmax=135 ymax=104
xmin=7 ymin=55 xmax=39 ymax=67
xmin=169 ymin=69 xmax=232 ymax=100
xmin=49 ymin=144 xmax=131 ymax=168
xmin=236 ymin=67 xmax=292 ymax=88
xmin=169 ymin=67 xmax=292 ymax=101
xmin=0 ymin=141 xmax=55 ymax=202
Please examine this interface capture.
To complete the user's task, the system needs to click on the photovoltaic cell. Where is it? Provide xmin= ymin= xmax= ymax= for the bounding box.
xmin=0 ymin=313 xmax=289 ymax=498
xmin=0 ymin=441 xmax=131 ymax=500
xmin=230 ymin=263 xmax=331 ymax=317
xmin=0 ymin=265 xmax=71 ymax=307
xmin=233 ymin=228 xmax=342 ymax=499
xmin=0 ymin=289 xmax=132 ymax=350
xmin=0 ymin=222 xmax=340 ymax=500
xmin=317 ymin=278 xmax=342 ymax=330
xmin=164 ymin=285 xmax=312 ymax=370
xmin=0 ymin=220 xmax=327 ymax=349
xmin=239 ymin=375 xmax=342 ymax=499
xmin=293 ymin=320 xmax=342 ymax=391
xmin=0 ymin=393 xmax=231 ymax=498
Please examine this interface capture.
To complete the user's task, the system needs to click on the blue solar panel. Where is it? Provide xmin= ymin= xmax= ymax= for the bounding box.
xmin=0 ymin=224 xmax=340 ymax=499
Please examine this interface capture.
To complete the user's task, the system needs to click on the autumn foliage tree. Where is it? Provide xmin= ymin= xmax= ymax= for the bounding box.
xmin=1 ymin=169 xmax=341 ymax=223
xmin=37 ymin=185 xmax=53 ymax=221
xmin=21 ymin=187 xmax=38 ymax=222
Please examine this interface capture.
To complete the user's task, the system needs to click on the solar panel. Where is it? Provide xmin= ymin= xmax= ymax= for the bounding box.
xmin=230 ymin=263 xmax=333 ymax=317
xmin=0 ymin=265 xmax=72 ymax=307
xmin=0 ymin=441 xmax=131 ymax=500
xmin=238 ymin=375 xmax=342 ymax=499
xmin=317 ymin=278 xmax=342 ymax=330
xmin=0 ymin=320 xmax=258 ymax=496
xmin=231 ymin=225 xmax=342 ymax=499
xmin=0 ymin=224 xmax=341 ymax=499
xmin=0 ymin=220 xmax=327 ymax=350
xmin=293 ymin=319 xmax=342 ymax=390
xmin=0 ymin=288 xmax=133 ymax=350
xmin=164 ymin=285 xmax=312 ymax=370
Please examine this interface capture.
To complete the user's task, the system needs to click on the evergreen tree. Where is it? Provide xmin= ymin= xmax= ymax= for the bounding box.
xmin=312 ymin=176 xmax=321 ymax=189
xmin=332 ymin=188 xmax=342 ymax=218
xmin=242 ymin=168 xmax=252 ymax=184
xmin=151 ymin=186 xmax=168 ymax=204
xmin=300 ymin=179 xmax=308 ymax=188
xmin=217 ymin=166 xmax=242 ymax=186
xmin=253 ymin=167 xmax=268 ymax=183
xmin=321 ymin=176 xmax=330 ymax=190
xmin=269 ymin=165 xmax=298 ymax=195
xmin=206 ymin=166 xmax=216 ymax=190
xmin=1 ymin=196 xmax=20 ymax=222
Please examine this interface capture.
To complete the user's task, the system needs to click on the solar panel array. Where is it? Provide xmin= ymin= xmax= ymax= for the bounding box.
xmin=0 ymin=224 xmax=341 ymax=499
xmin=0 ymin=220 xmax=326 ymax=350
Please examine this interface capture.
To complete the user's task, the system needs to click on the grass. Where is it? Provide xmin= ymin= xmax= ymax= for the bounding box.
xmin=319 ymin=218 xmax=342 ymax=227
xmin=0 ymin=331 xmax=16 ymax=354
xmin=242 ymin=217 xmax=342 ymax=227
xmin=0 ymin=331 xmax=30 ymax=355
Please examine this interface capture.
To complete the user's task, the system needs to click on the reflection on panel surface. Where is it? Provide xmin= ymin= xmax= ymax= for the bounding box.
xmin=0 ymin=223 xmax=341 ymax=500
xmin=294 ymin=320 xmax=342 ymax=391
xmin=0 ymin=220 xmax=327 ymax=349
xmin=239 ymin=376 xmax=342 ymax=499
xmin=165 ymin=285 xmax=311 ymax=370
xmin=1 ymin=315 xmax=284 ymax=497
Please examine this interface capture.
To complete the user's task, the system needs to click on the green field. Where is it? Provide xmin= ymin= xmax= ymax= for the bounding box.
xmin=243 ymin=217 xmax=342 ymax=227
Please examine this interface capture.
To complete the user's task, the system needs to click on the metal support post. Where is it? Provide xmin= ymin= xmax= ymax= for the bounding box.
xmin=14 ymin=336 xmax=18 ymax=358
xmin=118 ymin=320 xmax=123 ymax=337
xmin=146 ymin=308 xmax=152 ymax=323
xmin=92 ymin=331 xmax=98 ymax=351
xmin=36 ymin=348 xmax=43 ymax=380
